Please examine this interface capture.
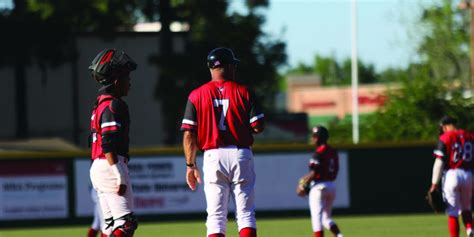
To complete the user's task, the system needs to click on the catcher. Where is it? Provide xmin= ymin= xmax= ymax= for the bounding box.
xmin=89 ymin=49 xmax=138 ymax=237
xmin=297 ymin=126 xmax=343 ymax=237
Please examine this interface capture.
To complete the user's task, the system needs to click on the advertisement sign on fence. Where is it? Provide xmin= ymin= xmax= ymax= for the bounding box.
xmin=254 ymin=152 xmax=350 ymax=210
xmin=75 ymin=156 xmax=206 ymax=216
xmin=75 ymin=152 xmax=349 ymax=217
xmin=0 ymin=160 xmax=68 ymax=220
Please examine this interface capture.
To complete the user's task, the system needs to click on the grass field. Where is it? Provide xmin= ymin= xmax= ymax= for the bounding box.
xmin=0 ymin=213 xmax=453 ymax=237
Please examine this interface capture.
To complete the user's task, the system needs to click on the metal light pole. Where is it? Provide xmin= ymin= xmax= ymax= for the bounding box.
xmin=351 ymin=0 xmax=359 ymax=144
xmin=459 ymin=0 xmax=474 ymax=89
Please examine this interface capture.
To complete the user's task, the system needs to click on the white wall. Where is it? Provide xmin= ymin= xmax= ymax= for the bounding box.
xmin=76 ymin=35 xmax=165 ymax=147
xmin=27 ymin=64 xmax=74 ymax=140
xmin=0 ymin=33 xmax=187 ymax=146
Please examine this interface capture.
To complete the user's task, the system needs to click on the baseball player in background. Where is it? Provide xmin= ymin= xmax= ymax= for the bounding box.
xmin=87 ymin=188 xmax=105 ymax=237
xmin=181 ymin=47 xmax=265 ymax=237
xmin=429 ymin=116 xmax=474 ymax=237
xmin=89 ymin=49 xmax=138 ymax=237
xmin=297 ymin=126 xmax=343 ymax=237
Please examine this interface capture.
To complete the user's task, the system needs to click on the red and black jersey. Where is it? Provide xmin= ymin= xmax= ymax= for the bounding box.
xmin=90 ymin=93 xmax=130 ymax=160
xmin=181 ymin=80 xmax=264 ymax=151
xmin=309 ymin=144 xmax=339 ymax=181
xmin=434 ymin=129 xmax=474 ymax=170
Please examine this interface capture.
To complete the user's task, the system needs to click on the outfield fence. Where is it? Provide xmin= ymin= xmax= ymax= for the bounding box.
xmin=0 ymin=142 xmax=436 ymax=227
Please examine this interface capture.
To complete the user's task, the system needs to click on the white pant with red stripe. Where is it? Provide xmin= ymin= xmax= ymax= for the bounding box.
xmin=443 ymin=168 xmax=472 ymax=216
xmin=309 ymin=181 xmax=336 ymax=232
xmin=90 ymin=156 xmax=133 ymax=235
xmin=203 ymin=146 xmax=256 ymax=235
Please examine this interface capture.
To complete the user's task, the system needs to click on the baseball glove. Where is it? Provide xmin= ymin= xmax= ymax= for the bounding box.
xmin=425 ymin=190 xmax=445 ymax=213
xmin=296 ymin=178 xmax=310 ymax=197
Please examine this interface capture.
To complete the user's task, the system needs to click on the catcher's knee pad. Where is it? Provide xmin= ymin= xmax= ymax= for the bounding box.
xmin=110 ymin=213 xmax=138 ymax=237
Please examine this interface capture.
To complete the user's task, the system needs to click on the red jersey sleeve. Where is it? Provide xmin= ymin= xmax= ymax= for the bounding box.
xmin=433 ymin=139 xmax=448 ymax=161
xmin=181 ymin=96 xmax=198 ymax=131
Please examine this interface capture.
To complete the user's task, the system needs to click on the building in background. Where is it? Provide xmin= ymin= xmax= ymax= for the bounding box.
xmin=286 ymin=74 xmax=394 ymax=128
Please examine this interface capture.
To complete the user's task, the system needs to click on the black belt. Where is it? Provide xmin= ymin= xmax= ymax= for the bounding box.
xmin=204 ymin=146 xmax=250 ymax=151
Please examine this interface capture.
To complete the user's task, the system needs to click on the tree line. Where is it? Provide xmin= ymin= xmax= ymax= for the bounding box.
xmin=1 ymin=0 xmax=473 ymax=144
xmin=284 ymin=0 xmax=474 ymax=143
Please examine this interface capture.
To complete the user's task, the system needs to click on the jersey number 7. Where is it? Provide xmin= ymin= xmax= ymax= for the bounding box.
xmin=213 ymin=99 xmax=229 ymax=131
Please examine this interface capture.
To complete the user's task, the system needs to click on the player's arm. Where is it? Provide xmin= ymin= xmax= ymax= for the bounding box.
xmin=248 ymin=89 xmax=265 ymax=134
xmin=307 ymin=152 xmax=321 ymax=181
xmin=430 ymin=140 xmax=446 ymax=192
xmin=181 ymin=98 xmax=199 ymax=167
xmin=297 ymin=153 xmax=320 ymax=196
xmin=101 ymin=102 xmax=127 ymax=195
xmin=296 ymin=170 xmax=316 ymax=197
xmin=252 ymin=121 xmax=265 ymax=134
xmin=300 ymin=170 xmax=317 ymax=184
xmin=183 ymin=130 xmax=202 ymax=191
xmin=104 ymin=152 xmax=127 ymax=195
xmin=183 ymin=130 xmax=198 ymax=167
xmin=181 ymin=98 xmax=201 ymax=191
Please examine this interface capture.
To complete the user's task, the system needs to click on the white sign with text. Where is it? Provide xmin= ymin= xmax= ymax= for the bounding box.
xmin=75 ymin=152 xmax=349 ymax=216
xmin=0 ymin=161 xmax=68 ymax=220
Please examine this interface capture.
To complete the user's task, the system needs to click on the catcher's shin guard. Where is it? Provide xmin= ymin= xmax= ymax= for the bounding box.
xmin=109 ymin=213 xmax=138 ymax=237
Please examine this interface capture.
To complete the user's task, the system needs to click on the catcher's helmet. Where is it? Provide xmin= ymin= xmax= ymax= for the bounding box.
xmin=312 ymin=125 xmax=329 ymax=143
xmin=207 ymin=47 xmax=240 ymax=69
xmin=89 ymin=49 xmax=137 ymax=85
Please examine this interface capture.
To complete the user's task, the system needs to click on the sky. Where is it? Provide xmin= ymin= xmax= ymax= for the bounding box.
xmin=0 ymin=0 xmax=11 ymax=9
xmin=249 ymin=0 xmax=434 ymax=72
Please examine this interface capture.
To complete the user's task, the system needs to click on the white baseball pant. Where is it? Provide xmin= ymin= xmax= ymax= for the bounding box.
xmin=90 ymin=155 xmax=133 ymax=235
xmin=443 ymin=168 xmax=472 ymax=216
xmin=309 ymin=181 xmax=336 ymax=232
xmin=203 ymin=146 xmax=256 ymax=235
